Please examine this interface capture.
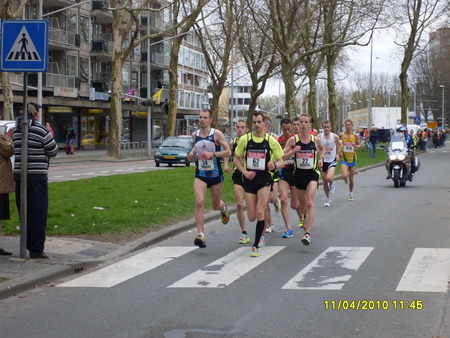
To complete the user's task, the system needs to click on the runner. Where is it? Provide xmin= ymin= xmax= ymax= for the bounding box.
xmin=283 ymin=113 xmax=324 ymax=246
xmin=339 ymin=119 xmax=361 ymax=201
xmin=187 ymin=109 xmax=231 ymax=248
xmin=263 ymin=115 xmax=280 ymax=238
xmin=277 ymin=118 xmax=300 ymax=238
xmin=233 ymin=112 xmax=284 ymax=257
xmin=319 ymin=121 xmax=341 ymax=207
xmin=224 ymin=120 xmax=250 ymax=244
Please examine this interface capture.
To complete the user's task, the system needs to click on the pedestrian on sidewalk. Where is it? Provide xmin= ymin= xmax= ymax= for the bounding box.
xmin=65 ymin=124 xmax=76 ymax=155
xmin=12 ymin=102 xmax=58 ymax=259
xmin=0 ymin=129 xmax=15 ymax=256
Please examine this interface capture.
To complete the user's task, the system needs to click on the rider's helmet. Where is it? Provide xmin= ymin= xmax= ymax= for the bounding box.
xmin=396 ymin=125 xmax=407 ymax=133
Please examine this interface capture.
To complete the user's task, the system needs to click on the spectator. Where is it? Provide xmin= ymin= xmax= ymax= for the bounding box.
xmin=0 ymin=130 xmax=14 ymax=256
xmin=12 ymin=102 xmax=58 ymax=259
xmin=368 ymin=125 xmax=378 ymax=158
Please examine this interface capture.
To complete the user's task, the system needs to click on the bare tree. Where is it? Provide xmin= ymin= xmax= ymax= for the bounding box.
xmin=0 ymin=0 xmax=28 ymax=120
xmin=394 ymin=0 xmax=448 ymax=124
xmin=322 ymin=0 xmax=385 ymax=129
xmin=238 ymin=0 xmax=278 ymax=121
xmin=163 ymin=0 xmax=212 ymax=137
xmin=194 ymin=0 xmax=243 ymax=129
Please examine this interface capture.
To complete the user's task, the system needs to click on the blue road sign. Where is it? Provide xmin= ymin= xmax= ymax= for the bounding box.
xmin=414 ymin=116 xmax=421 ymax=125
xmin=0 ymin=20 xmax=48 ymax=72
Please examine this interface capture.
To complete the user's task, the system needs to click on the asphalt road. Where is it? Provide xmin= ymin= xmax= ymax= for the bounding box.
xmin=1 ymin=148 xmax=449 ymax=338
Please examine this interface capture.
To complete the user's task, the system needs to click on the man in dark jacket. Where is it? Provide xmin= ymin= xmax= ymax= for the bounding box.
xmin=368 ymin=125 xmax=378 ymax=158
xmin=12 ymin=102 xmax=58 ymax=259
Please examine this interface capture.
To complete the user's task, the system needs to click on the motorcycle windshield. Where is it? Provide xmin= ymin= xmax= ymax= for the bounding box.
xmin=389 ymin=133 xmax=407 ymax=151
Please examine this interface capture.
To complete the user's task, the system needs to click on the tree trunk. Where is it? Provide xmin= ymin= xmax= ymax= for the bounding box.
xmin=107 ymin=48 xmax=124 ymax=158
xmin=327 ymin=61 xmax=337 ymax=129
xmin=165 ymin=39 xmax=181 ymax=137
xmin=307 ymin=74 xmax=318 ymax=129
xmin=0 ymin=72 xmax=14 ymax=120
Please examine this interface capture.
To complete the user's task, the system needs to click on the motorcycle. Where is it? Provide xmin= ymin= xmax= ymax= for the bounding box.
xmin=381 ymin=132 xmax=420 ymax=188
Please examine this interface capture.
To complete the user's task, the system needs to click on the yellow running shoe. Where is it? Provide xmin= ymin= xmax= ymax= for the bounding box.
xmin=298 ymin=218 xmax=305 ymax=228
xmin=238 ymin=234 xmax=250 ymax=244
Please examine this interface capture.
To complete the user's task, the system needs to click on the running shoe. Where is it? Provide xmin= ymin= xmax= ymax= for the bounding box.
xmin=324 ymin=199 xmax=331 ymax=207
xmin=266 ymin=223 xmax=275 ymax=233
xmin=348 ymin=195 xmax=354 ymax=201
xmin=238 ymin=234 xmax=250 ymax=244
xmin=250 ymin=246 xmax=260 ymax=257
xmin=282 ymin=228 xmax=294 ymax=238
xmin=274 ymin=197 xmax=281 ymax=212
xmin=329 ymin=183 xmax=336 ymax=194
xmin=344 ymin=177 xmax=349 ymax=184
xmin=221 ymin=202 xmax=230 ymax=224
xmin=301 ymin=233 xmax=311 ymax=246
xmin=258 ymin=238 xmax=266 ymax=248
xmin=194 ymin=233 xmax=206 ymax=248
xmin=298 ymin=218 xmax=305 ymax=228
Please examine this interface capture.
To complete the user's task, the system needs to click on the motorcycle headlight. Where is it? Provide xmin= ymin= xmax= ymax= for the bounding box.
xmin=398 ymin=154 xmax=406 ymax=161
xmin=389 ymin=154 xmax=397 ymax=161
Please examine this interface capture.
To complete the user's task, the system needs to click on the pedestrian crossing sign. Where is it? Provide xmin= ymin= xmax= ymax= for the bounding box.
xmin=0 ymin=20 xmax=48 ymax=72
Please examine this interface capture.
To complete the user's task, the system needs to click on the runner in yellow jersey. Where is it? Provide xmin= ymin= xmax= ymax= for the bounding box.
xmin=339 ymin=119 xmax=361 ymax=201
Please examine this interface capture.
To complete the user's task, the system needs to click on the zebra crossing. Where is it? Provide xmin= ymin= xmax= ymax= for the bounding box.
xmin=57 ymin=246 xmax=450 ymax=292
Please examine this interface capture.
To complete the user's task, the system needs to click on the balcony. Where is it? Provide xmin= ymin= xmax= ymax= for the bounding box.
xmin=48 ymin=27 xmax=81 ymax=51
xmin=140 ymin=15 xmax=172 ymax=32
xmin=28 ymin=73 xmax=81 ymax=89
xmin=140 ymin=52 xmax=170 ymax=69
xmin=91 ymin=0 xmax=113 ymax=23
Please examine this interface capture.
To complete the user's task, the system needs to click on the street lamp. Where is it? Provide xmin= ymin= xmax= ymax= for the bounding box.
xmin=440 ymin=85 xmax=445 ymax=129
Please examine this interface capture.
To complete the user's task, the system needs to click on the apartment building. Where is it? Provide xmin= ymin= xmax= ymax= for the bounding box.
xmin=0 ymin=0 xmax=209 ymax=148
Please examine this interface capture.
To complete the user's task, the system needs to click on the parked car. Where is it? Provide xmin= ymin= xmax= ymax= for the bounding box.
xmin=154 ymin=135 xmax=194 ymax=167
xmin=81 ymin=134 xmax=95 ymax=146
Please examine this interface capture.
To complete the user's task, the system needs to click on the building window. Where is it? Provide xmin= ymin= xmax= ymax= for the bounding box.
xmin=66 ymin=54 xmax=77 ymax=76
xmin=80 ymin=57 xmax=89 ymax=82
xmin=80 ymin=16 xmax=90 ymax=42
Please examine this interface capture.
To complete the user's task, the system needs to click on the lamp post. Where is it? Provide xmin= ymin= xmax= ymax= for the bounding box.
xmin=440 ymin=85 xmax=445 ymax=130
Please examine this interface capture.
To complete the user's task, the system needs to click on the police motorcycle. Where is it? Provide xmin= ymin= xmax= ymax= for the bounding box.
xmin=381 ymin=127 xmax=420 ymax=188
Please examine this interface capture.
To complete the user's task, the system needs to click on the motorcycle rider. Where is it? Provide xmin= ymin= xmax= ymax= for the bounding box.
xmin=386 ymin=125 xmax=416 ymax=179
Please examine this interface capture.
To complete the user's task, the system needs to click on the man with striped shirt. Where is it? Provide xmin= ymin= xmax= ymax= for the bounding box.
xmin=12 ymin=102 xmax=58 ymax=259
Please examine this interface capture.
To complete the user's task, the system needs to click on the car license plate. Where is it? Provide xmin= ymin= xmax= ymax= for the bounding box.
xmin=164 ymin=156 xmax=176 ymax=159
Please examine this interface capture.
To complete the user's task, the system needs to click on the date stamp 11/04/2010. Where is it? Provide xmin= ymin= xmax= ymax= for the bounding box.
xmin=323 ymin=300 xmax=424 ymax=311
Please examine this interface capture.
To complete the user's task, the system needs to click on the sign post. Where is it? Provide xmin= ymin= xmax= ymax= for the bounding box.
xmin=1 ymin=20 xmax=48 ymax=258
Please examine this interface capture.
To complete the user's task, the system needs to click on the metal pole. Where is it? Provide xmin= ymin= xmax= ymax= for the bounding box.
xmin=38 ymin=0 xmax=43 ymax=123
xmin=230 ymin=49 xmax=234 ymax=133
xmin=20 ymin=73 xmax=29 ymax=259
xmin=441 ymin=85 xmax=445 ymax=129
xmin=368 ymin=37 xmax=373 ymax=128
xmin=147 ymin=10 xmax=152 ymax=156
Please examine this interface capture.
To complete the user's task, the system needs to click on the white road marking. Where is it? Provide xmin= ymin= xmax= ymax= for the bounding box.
xmin=57 ymin=246 xmax=196 ymax=288
xmin=282 ymin=247 xmax=374 ymax=290
xmin=100 ymin=171 xmax=110 ymax=173
xmin=396 ymin=248 xmax=450 ymax=293
xmin=168 ymin=246 xmax=285 ymax=288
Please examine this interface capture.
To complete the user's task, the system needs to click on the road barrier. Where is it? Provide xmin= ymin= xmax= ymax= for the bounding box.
xmin=120 ymin=141 xmax=151 ymax=157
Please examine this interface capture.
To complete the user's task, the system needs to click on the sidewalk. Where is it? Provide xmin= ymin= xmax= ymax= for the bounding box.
xmin=0 ymin=210 xmax=223 ymax=300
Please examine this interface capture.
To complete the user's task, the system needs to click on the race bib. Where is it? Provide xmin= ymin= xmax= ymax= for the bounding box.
xmin=247 ymin=149 xmax=266 ymax=171
xmin=284 ymin=156 xmax=294 ymax=166
xmin=296 ymin=151 xmax=314 ymax=169
xmin=199 ymin=159 xmax=214 ymax=171
xmin=343 ymin=142 xmax=354 ymax=153
xmin=324 ymin=146 xmax=334 ymax=161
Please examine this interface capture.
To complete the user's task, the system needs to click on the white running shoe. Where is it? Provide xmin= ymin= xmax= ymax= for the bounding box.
xmin=324 ymin=199 xmax=331 ymax=207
